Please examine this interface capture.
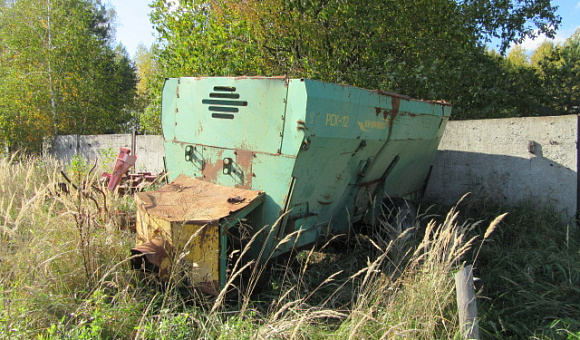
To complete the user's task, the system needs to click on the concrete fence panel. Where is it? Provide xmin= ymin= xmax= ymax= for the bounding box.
xmin=135 ymin=135 xmax=165 ymax=174
xmin=50 ymin=134 xmax=164 ymax=174
xmin=424 ymin=115 xmax=578 ymax=222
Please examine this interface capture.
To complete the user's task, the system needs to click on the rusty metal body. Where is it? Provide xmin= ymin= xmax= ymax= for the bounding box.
xmin=133 ymin=77 xmax=451 ymax=292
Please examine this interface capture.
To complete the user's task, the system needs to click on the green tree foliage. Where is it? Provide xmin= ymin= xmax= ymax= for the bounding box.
xmin=506 ymin=45 xmax=530 ymax=66
xmin=457 ymin=0 xmax=560 ymax=53
xmin=537 ymin=29 xmax=580 ymax=115
xmin=134 ymin=44 xmax=162 ymax=134
xmin=462 ymin=31 xmax=580 ymax=119
xmin=151 ymin=0 xmax=478 ymax=94
xmin=0 ymin=0 xmax=137 ymax=151
xmin=447 ymin=49 xmax=547 ymax=119
xmin=146 ymin=0 xmax=560 ymax=126
xmin=531 ymin=40 xmax=555 ymax=66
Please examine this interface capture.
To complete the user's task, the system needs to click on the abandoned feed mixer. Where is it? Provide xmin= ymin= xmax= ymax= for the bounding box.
xmin=132 ymin=77 xmax=451 ymax=294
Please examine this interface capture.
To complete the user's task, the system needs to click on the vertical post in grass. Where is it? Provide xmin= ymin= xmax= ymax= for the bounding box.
xmin=455 ymin=265 xmax=479 ymax=339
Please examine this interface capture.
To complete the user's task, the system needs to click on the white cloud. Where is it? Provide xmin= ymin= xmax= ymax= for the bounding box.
xmin=513 ymin=28 xmax=578 ymax=51
xmin=518 ymin=34 xmax=550 ymax=51
xmin=575 ymin=1 xmax=580 ymax=10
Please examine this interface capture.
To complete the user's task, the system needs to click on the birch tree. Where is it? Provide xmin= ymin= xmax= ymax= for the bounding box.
xmin=0 ymin=0 xmax=137 ymax=151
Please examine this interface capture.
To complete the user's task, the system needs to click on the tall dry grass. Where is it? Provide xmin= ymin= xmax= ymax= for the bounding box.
xmin=0 ymin=154 xmax=506 ymax=339
xmin=0 ymin=155 xmax=143 ymax=339
xmin=189 ymin=200 xmax=501 ymax=339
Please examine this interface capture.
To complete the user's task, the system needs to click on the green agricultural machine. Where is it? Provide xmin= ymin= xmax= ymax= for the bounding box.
xmin=132 ymin=77 xmax=451 ymax=294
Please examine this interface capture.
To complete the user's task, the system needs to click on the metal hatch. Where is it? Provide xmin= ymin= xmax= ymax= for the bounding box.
xmin=166 ymin=77 xmax=289 ymax=155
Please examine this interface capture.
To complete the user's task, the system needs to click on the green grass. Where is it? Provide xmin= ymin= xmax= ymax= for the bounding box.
xmin=0 ymin=154 xmax=578 ymax=339
xmin=461 ymin=199 xmax=580 ymax=339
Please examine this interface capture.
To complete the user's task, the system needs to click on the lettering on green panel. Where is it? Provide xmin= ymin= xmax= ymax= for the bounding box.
xmin=357 ymin=120 xmax=387 ymax=132
xmin=325 ymin=113 xmax=350 ymax=127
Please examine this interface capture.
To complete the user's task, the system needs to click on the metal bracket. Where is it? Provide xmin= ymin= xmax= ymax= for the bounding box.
xmin=223 ymin=157 xmax=233 ymax=175
xmin=185 ymin=145 xmax=205 ymax=170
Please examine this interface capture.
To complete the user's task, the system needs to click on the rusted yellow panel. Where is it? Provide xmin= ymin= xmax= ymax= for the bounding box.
xmin=171 ymin=223 xmax=220 ymax=289
xmin=135 ymin=202 xmax=220 ymax=292
xmin=135 ymin=204 xmax=172 ymax=245
xmin=133 ymin=175 xmax=264 ymax=295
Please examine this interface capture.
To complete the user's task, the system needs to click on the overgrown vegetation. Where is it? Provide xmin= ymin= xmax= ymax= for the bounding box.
xmin=459 ymin=199 xmax=580 ymax=339
xmin=2 ymin=0 xmax=578 ymax=148
xmin=0 ymin=155 xmax=579 ymax=339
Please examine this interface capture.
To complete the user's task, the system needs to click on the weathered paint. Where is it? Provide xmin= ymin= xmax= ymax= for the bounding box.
xmin=134 ymin=175 xmax=264 ymax=293
xmin=134 ymin=198 xmax=220 ymax=293
xmin=138 ymin=77 xmax=451 ymax=293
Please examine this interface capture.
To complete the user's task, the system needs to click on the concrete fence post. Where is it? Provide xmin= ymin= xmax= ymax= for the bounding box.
xmin=455 ymin=265 xmax=479 ymax=340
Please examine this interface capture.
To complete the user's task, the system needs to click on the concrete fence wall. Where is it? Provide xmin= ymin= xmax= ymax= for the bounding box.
xmin=424 ymin=115 xmax=578 ymax=223
xmin=48 ymin=114 xmax=579 ymax=222
xmin=48 ymin=133 xmax=165 ymax=174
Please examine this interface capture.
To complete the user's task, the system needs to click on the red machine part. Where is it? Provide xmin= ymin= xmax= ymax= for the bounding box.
xmin=103 ymin=148 xmax=137 ymax=191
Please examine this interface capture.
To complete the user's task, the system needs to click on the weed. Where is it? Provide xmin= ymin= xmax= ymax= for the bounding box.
xmin=69 ymin=154 xmax=90 ymax=180
xmin=3 ymin=154 xmax=572 ymax=340
xmin=100 ymin=147 xmax=118 ymax=171
xmin=461 ymin=199 xmax=580 ymax=339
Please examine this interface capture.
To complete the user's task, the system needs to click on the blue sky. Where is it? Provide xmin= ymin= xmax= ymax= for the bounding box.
xmin=107 ymin=0 xmax=580 ymax=58
xmin=105 ymin=0 xmax=155 ymax=58
xmin=515 ymin=0 xmax=580 ymax=50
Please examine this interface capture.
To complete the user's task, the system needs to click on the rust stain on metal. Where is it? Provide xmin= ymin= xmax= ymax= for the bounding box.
xmin=134 ymin=175 xmax=264 ymax=224
xmin=385 ymin=97 xmax=401 ymax=121
xmin=235 ymin=149 xmax=253 ymax=189
xmin=382 ymin=97 xmax=401 ymax=139
xmin=202 ymin=149 xmax=225 ymax=182
xmin=296 ymin=119 xmax=308 ymax=131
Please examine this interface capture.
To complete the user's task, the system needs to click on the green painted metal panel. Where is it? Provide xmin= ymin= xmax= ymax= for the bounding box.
xmin=287 ymin=79 xmax=396 ymax=141
xmin=274 ymin=79 xmax=451 ymax=243
xmin=163 ymin=77 xmax=288 ymax=155
xmin=161 ymin=80 xmax=178 ymax=140
xmin=280 ymin=80 xmax=308 ymax=156
xmin=163 ymin=141 xmax=204 ymax=181
xmin=160 ymin=76 xmax=451 ymax=276
xmin=246 ymin=153 xmax=296 ymax=260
